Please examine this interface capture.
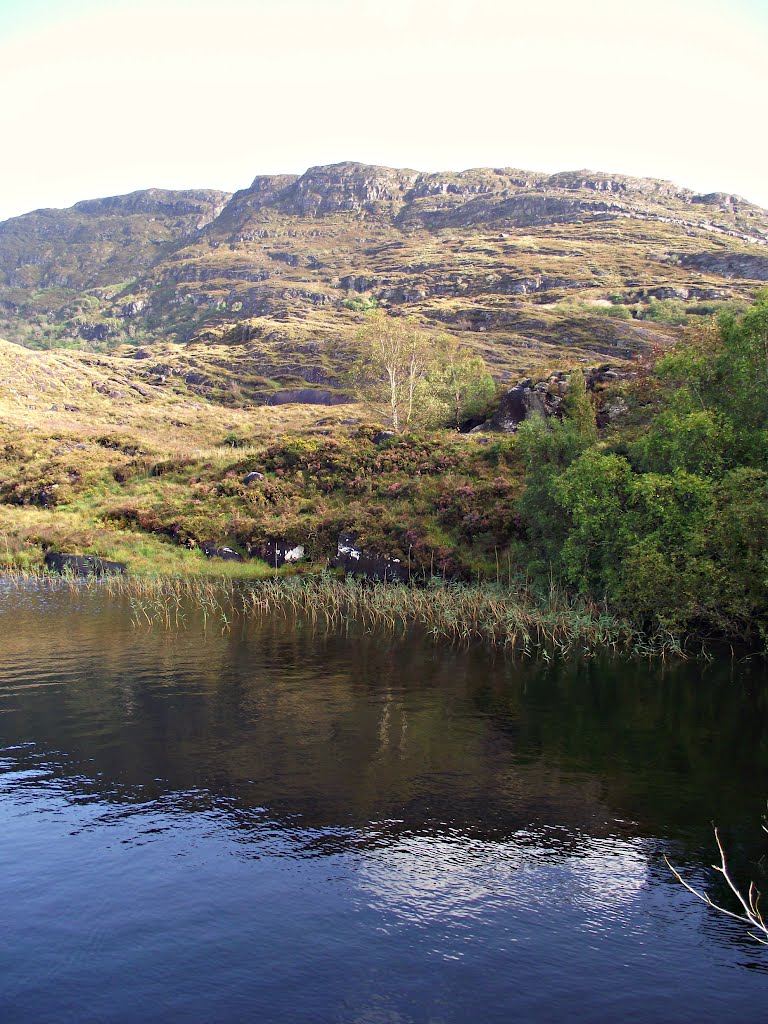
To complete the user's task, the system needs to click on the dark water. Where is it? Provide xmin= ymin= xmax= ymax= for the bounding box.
xmin=1 ymin=582 xmax=767 ymax=1022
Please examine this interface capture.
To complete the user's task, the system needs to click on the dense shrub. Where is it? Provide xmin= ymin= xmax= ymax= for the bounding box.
xmin=515 ymin=292 xmax=768 ymax=640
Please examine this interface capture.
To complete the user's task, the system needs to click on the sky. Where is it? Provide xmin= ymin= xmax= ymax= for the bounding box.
xmin=0 ymin=0 xmax=766 ymax=222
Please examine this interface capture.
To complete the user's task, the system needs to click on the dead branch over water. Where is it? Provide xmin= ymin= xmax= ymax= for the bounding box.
xmin=666 ymin=825 xmax=768 ymax=945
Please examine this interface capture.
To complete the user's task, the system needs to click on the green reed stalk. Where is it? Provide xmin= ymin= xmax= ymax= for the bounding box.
xmin=4 ymin=567 xmax=688 ymax=658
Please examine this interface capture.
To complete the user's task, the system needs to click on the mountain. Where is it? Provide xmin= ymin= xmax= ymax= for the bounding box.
xmin=0 ymin=188 xmax=230 ymax=291
xmin=0 ymin=189 xmax=231 ymax=344
xmin=2 ymin=162 xmax=768 ymax=401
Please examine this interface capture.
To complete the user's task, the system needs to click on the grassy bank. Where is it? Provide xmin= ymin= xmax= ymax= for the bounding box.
xmin=0 ymin=421 xmax=525 ymax=581
xmin=0 ymin=505 xmax=299 ymax=578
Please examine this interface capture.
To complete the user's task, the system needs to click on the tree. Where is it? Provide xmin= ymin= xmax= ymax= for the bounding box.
xmin=425 ymin=336 xmax=496 ymax=430
xmin=561 ymin=368 xmax=597 ymax=440
xmin=514 ymin=414 xmax=594 ymax=575
xmin=652 ymin=289 xmax=768 ymax=470
xmin=357 ymin=310 xmax=430 ymax=432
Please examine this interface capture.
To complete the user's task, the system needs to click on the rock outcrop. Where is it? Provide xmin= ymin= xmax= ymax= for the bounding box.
xmin=678 ymin=252 xmax=768 ymax=280
xmin=250 ymin=540 xmax=305 ymax=568
xmin=487 ymin=378 xmax=564 ymax=431
xmin=267 ymin=389 xmax=353 ymax=406
xmin=484 ymin=365 xmax=633 ymax=432
xmin=201 ymin=542 xmax=244 ymax=562
xmin=0 ymin=188 xmax=231 ymax=292
xmin=331 ymin=531 xmax=410 ymax=583
xmin=44 ymin=552 xmax=127 ymax=576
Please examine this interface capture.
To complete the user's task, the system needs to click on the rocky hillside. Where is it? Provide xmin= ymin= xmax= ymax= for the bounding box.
xmin=0 ymin=189 xmax=230 ymax=342
xmin=2 ymin=162 xmax=768 ymax=400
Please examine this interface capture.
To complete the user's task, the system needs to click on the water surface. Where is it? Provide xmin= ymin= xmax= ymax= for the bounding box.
xmin=1 ymin=581 xmax=766 ymax=1022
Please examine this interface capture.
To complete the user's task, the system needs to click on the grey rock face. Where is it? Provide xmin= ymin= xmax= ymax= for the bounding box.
xmin=201 ymin=542 xmax=244 ymax=562
xmin=0 ymin=188 xmax=232 ymax=292
xmin=184 ymin=371 xmax=210 ymax=386
xmin=250 ymin=540 xmax=305 ymax=567
xmin=488 ymin=378 xmax=563 ymax=431
xmin=679 ymin=252 xmax=768 ymax=280
xmin=586 ymin=364 xmax=635 ymax=388
xmin=485 ymin=364 xmax=633 ymax=432
xmin=597 ymin=397 xmax=630 ymax=428
xmin=119 ymin=299 xmax=147 ymax=318
xmin=277 ymin=162 xmax=421 ymax=217
xmin=72 ymin=188 xmax=231 ymax=223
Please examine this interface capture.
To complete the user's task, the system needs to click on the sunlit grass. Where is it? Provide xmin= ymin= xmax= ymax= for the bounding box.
xmin=0 ymin=506 xmax=290 ymax=579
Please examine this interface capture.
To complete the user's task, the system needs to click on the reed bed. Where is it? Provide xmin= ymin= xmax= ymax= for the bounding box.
xmin=4 ymin=568 xmax=686 ymax=658
xmin=242 ymin=574 xmax=684 ymax=658
xmin=5 ymin=569 xmax=238 ymax=631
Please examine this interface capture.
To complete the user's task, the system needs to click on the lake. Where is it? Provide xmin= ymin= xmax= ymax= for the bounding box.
xmin=1 ymin=579 xmax=766 ymax=1022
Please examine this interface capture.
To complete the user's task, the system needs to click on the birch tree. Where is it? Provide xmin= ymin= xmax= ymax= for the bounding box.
xmin=359 ymin=310 xmax=430 ymax=432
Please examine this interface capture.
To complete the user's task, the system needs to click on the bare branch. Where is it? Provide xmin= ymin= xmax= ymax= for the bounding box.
xmin=666 ymin=825 xmax=768 ymax=945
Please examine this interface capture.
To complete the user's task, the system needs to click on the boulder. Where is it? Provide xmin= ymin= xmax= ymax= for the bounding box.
xmin=597 ymin=397 xmax=629 ymax=429
xmin=331 ymin=531 xmax=410 ymax=583
xmin=487 ymin=378 xmax=562 ymax=432
xmin=586 ymin=364 xmax=635 ymax=389
xmin=201 ymin=542 xmax=244 ymax=562
xmin=44 ymin=552 xmax=127 ymax=576
xmin=251 ymin=540 xmax=306 ymax=568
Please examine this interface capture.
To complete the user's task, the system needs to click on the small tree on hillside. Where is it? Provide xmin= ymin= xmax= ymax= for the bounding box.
xmin=561 ymin=368 xmax=597 ymax=440
xmin=357 ymin=310 xmax=431 ymax=432
xmin=426 ymin=336 xmax=497 ymax=430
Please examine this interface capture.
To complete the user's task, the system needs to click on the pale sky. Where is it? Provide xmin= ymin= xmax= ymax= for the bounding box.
xmin=1 ymin=0 xmax=766 ymax=222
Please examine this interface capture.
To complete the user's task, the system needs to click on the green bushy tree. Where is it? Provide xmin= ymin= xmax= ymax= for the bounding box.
xmin=653 ymin=290 xmax=768 ymax=469
xmin=513 ymin=293 xmax=768 ymax=639
xmin=424 ymin=336 xmax=496 ymax=429
xmin=561 ymin=368 xmax=597 ymax=440
xmin=514 ymin=414 xmax=594 ymax=575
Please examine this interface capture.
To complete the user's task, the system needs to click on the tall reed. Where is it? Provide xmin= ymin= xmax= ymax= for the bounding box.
xmin=241 ymin=573 xmax=685 ymax=658
xmin=3 ymin=568 xmax=686 ymax=657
